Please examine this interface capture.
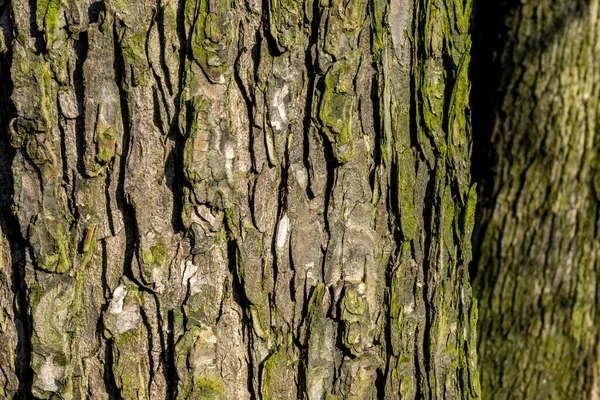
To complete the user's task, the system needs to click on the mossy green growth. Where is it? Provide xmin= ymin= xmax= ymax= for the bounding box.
xmin=36 ymin=0 xmax=62 ymax=47
xmin=9 ymin=118 xmax=36 ymax=149
xmin=340 ymin=284 xmax=366 ymax=320
xmin=96 ymin=127 xmax=116 ymax=164
xmin=37 ymin=222 xmax=70 ymax=273
xmin=447 ymin=40 xmax=472 ymax=148
xmin=396 ymin=153 xmax=417 ymax=240
xmin=0 ymin=30 xmax=6 ymax=54
xmin=190 ymin=0 xmax=230 ymax=83
xmin=268 ymin=0 xmax=303 ymax=51
xmin=307 ymin=283 xmax=326 ymax=323
xmin=460 ymin=183 xmax=477 ymax=258
xmin=195 ymin=372 xmax=224 ymax=399
xmin=318 ymin=55 xmax=361 ymax=163
xmin=120 ymin=29 xmax=150 ymax=87
xmin=261 ymin=348 xmax=292 ymax=399
xmin=141 ymin=240 xmax=166 ymax=266
xmin=370 ymin=0 xmax=385 ymax=60
xmin=319 ymin=88 xmax=355 ymax=163
xmin=325 ymin=391 xmax=339 ymax=400
xmin=151 ymin=241 xmax=166 ymax=265
xmin=340 ymin=283 xmax=369 ymax=354
xmin=80 ymin=224 xmax=98 ymax=268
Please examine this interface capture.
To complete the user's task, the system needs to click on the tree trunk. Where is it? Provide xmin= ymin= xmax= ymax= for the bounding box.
xmin=473 ymin=0 xmax=600 ymax=398
xmin=0 ymin=0 xmax=479 ymax=398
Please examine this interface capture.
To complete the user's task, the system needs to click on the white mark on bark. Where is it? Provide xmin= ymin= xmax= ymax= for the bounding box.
xmin=357 ymin=282 xmax=367 ymax=296
xmin=38 ymin=358 xmax=64 ymax=392
xmin=276 ymin=214 xmax=290 ymax=248
xmin=182 ymin=260 xmax=198 ymax=286
xmin=271 ymin=84 xmax=289 ymax=131
xmin=291 ymin=163 xmax=308 ymax=191
xmin=109 ymin=284 xmax=128 ymax=314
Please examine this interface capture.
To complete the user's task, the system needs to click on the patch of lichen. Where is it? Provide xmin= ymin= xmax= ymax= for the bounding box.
xmin=459 ymin=184 xmax=477 ymax=260
xmin=369 ymin=0 xmax=385 ymax=62
xmin=195 ymin=372 xmax=224 ymax=399
xmin=141 ymin=240 xmax=166 ymax=266
xmin=322 ymin=0 xmax=365 ymax=58
xmin=0 ymin=29 xmax=6 ymax=54
xmin=31 ymin=219 xmax=71 ymax=274
xmin=73 ymin=224 xmax=97 ymax=322
xmin=261 ymin=347 xmax=295 ymax=399
xmin=10 ymin=52 xmax=54 ymax=134
xmin=189 ymin=0 xmax=232 ymax=83
xmin=268 ymin=0 xmax=304 ymax=52
xmin=96 ymin=127 xmax=117 ymax=164
xmin=36 ymin=0 xmax=62 ymax=48
xmin=119 ymin=29 xmax=150 ymax=87
xmin=319 ymin=55 xmax=361 ymax=163
xmin=396 ymin=153 xmax=417 ymax=240
xmin=340 ymin=283 xmax=370 ymax=355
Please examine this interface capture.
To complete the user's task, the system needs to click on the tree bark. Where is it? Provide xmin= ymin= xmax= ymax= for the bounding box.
xmin=0 ymin=0 xmax=479 ymax=398
xmin=473 ymin=0 xmax=600 ymax=398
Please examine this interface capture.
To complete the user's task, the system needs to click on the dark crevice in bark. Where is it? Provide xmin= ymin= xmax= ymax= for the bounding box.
xmin=105 ymin=173 xmax=116 ymax=236
xmin=156 ymin=4 xmax=173 ymax=96
xmin=440 ymin=50 xmax=456 ymax=135
xmin=152 ymin=294 xmax=171 ymax=394
xmin=2 ymin=213 xmax=33 ymax=399
xmin=151 ymin=76 xmax=167 ymax=136
xmin=104 ymin=338 xmax=123 ymax=400
xmin=99 ymin=240 xmax=118 ymax=397
xmin=234 ymin=27 xmax=258 ymax=175
xmin=260 ymin=0 xmax=283 ymax=58
xmin=418 ymin=174 xmax=438 ymax=399
xmin=164 ymin=139 xmax=186 ymax=235
xmin=88 ymin=1 xmax=103 ymax=24
xmin=57 ymin=121 xmax=71 ymax=189
xmin=375 ymin=365 xmax=386 ymax=400
xmin=321 ymin=139 xmax=336 ymax=288
xmin=301 ymin=0 xmax=321 ymax=201
xmin=138 ymin=299 xmax=157 ymax=395
xmin=112 ymin=21 xmax=140 ymax=290
xmin=100 ymin=240 xmax=110 ymax=300
xmin=27 ymin=0 xmax=47 ymax=54
xmin=224 ymin=222 xmax=256 ymax=400
xmin=369 ymin=74 xmax=382 ymax=196
xmin=256 ymin=349 xmax=268 ymax=399
xmin=74 ymin=31 xmax=89 ymax=179
xmin=381 ymin=255 xmax=396 ymax=396
xmin=0 ymin=40 xmax=34 ymax=398
xmin=163 ymin=0 xmax=189 ymax=242
xmin=166 ymin=309 xmax=177 ymax=400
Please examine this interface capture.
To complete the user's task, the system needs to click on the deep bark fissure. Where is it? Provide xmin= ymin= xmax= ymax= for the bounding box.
xmin=0 ymin=41 xmax=34 ymax=398
xmin=112 ymin=20 xmax=139 ymax=287
xmin=74 ymin=31 xmax=89 ymax=179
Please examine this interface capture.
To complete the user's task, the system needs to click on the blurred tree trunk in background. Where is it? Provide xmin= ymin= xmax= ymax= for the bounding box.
xmin=472 ymin=0 xmax=600 ymax=398
xmin=0 ymin=0 xmax=480 ymax=398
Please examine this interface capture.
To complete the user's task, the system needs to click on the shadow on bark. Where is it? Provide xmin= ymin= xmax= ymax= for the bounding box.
xmin=469 ymin=0 xmax=595 ymax=397
xmin=0 ymin=35 xmax=34 ymax=398
xmin=469 ymin=0 xmax=588 ymax=285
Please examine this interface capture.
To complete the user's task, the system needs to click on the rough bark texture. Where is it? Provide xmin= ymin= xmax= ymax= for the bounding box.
xmin=0 ymin=0 xmax=479 ymax=398
xmin=473 ymin=0 xmax=600 ymax=398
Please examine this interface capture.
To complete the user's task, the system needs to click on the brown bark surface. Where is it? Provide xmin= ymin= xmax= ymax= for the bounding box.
xmin=0 ymin=0 xmax=479 ymax=398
